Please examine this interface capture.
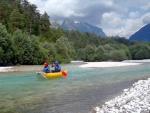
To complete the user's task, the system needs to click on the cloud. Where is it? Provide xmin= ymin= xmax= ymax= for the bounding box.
xmin=28 ymin=0 xmax=116 ymax=20
xmin=129 ymin=11 xmax=139 ymax=18
xmin=100 ymin=11 xmax=144 ymax=38
xmin=142 ymin=13 xmax=150 ymax=24
xmin=100 ymin=12 xmax=124 ymax=37
xmin=141 ymin=2 xmax=150 ymax=11
xmin=28 ymin=0 xmax=150 ymax=38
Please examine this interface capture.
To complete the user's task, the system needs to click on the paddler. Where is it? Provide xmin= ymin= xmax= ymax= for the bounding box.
xmin=51 ymin=60 xmax=61 ymax=72
xmin=42 ymin=62 xmax=50 ymax=73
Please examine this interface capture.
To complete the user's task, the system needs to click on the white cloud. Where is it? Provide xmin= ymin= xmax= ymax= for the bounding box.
xmin=28 ymin=0 xmax=86 ymax=20
xmin=141 ymin=2 xmax=150 ymax=10
xmin=129 ymin=11 xmax=139 ymax=18
xmin=101 ymin=12 xmax=123 ymax=36
xmin=101 ymin=11 xmax=144 ymax=38
xmin=122 ymin=18 xmax=143 ymax=38
xmin=28 ymin=0 xmax=150 ymax=38
xmin=142 ymin=13 xmax=150 ymax=24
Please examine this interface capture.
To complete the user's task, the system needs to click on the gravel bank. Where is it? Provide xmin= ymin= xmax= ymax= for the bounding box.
xmin=93 ymin=78 xmax=150 ymax=113
xmin=0 ymin=65 xmax=43 ymax=72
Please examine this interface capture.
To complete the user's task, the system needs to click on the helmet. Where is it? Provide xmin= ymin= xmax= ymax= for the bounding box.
xmin=55 ymin=60 xmax=59 ymax=64
xmin=44 ymin=62 xmax=48 ymax=66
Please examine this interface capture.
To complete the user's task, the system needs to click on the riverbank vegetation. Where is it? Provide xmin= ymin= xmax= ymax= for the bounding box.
xmin=0 ymin=0 xmax=150 ymax=66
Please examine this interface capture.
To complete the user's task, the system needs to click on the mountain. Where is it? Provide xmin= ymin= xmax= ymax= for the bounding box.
xmin=129 ymin=24 xmax=150 ymax=41
xmin=60 ymin=19 xmax=107 ymax=38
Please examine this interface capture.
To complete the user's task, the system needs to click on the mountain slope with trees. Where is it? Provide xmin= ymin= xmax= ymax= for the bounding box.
xmin=0 ymin=0 xmax=150 ymax=66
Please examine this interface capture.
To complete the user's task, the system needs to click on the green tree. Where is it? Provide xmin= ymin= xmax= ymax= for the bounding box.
xmin=0 ymin=23 xmax=13 ymax=65
xmin=108 ymin=50 xmax=128 ymax=61
xmin=28 ymin=4 xmax=39 ymax=35
xmin=55 ymin=37 xmax=75 ymax=63
xmin=130 ymin=44 xmax=150 ymax=60
xmin=30 ymin=35 xmax=48 ymax=64
xmin=12 ymin=29 xmax=48 ymax=65
xmin=95 ymin=45 xmax=105 ymax=61
xmin=0 ymin=0 xmax=10 ymax=28
xmin=19 ymin=0 xmax=41 ymax=36
xmin=8 ymin=8 xmax=25 ymax=33
xmin=42 ymin=42 xmax=57 ymax=63
xmin=82 ymin=45 xmax=96 ymax=61
xmin=12 ymin=29 xmax=30 ymax=64
xmin=40 ymin=11 xmax=50 ymax=37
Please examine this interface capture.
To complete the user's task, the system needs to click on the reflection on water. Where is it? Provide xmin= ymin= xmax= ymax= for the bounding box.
xmin=0 ymin=62 xmax=150 ymax=113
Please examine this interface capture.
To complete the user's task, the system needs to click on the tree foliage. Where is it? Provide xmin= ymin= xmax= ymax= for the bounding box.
xmin=129 ymin=44 xmax=150 ymax=60
xmin=0 ymin=23 xmax=13 ymax=65
xmin=0 ymin=0 xmax=51 ymax=37
xmin=0 ymin=0 xmax=150 ymax=66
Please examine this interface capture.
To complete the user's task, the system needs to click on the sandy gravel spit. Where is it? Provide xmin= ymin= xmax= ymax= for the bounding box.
xmin=0 ymin=67 xmax=13 ymax=72
xmin=79 ymin=61 xmax=141 ymax=68
xmin=0 ymin=65 xmax=43 ymax=72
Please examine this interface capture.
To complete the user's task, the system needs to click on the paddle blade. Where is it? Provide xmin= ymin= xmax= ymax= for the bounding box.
xmin=62 ymin=71 xmax=67 ymax=76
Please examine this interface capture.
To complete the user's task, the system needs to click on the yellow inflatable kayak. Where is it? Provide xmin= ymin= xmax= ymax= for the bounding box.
xmin=36 ymin=70 xmax=67 ymax=79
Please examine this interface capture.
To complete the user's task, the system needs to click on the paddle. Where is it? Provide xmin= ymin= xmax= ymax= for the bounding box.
xmin=62 ymin=71 xmax=67 ymax=76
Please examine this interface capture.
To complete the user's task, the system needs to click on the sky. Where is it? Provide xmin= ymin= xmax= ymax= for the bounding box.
xmin=28 ymin=0 xmax=150 ymax=38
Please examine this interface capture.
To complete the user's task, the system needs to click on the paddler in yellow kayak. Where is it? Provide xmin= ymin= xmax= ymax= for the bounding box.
xmin=51 ymin=60 xmax=61 ymax=72
xmin=42 ymin=62 xmax=50 ymax=73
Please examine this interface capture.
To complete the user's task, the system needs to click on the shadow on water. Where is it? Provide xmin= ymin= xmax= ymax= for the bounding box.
xmin=0 ymin=62 xmax=150 ymax=113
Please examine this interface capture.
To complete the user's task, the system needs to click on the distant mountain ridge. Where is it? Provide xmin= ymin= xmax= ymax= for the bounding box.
xmin=129 ymin=24 xmax=150 ymax=41
xmin=60 ymin=19 xmax=107 ymax=38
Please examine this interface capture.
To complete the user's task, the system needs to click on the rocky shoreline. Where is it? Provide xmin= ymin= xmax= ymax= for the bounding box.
xmin=93 ymin=78 xmax=150 ymax=113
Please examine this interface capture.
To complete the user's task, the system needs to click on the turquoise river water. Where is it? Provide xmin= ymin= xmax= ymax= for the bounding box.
xmin=0 ymin=62 xmax=150 ymax=113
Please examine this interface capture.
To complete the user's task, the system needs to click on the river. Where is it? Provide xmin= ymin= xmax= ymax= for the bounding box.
xmin=0 ymin=61 xmax=150 ymax=113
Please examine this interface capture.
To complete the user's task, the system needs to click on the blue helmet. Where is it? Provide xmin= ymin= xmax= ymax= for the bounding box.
xmin=55 ymin=60 xmax=59 ymax=64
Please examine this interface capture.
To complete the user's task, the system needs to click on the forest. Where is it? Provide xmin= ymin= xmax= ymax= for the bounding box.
xmin=0 ymin=0 xmax=150 ymax=66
